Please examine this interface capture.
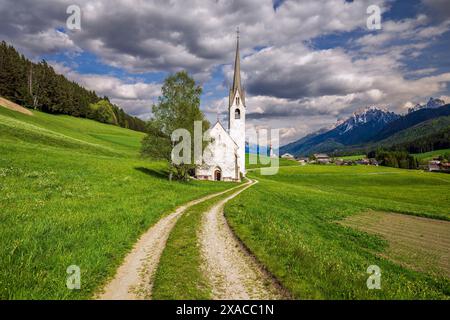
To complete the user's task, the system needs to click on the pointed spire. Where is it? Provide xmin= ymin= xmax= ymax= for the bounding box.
xmin=232 ymin=27 xmax=241 ymax=94
xmin=230 ymin=27 xmax=244 ymax=107
xmin=216 ymin=104 xmax=220 ymax=123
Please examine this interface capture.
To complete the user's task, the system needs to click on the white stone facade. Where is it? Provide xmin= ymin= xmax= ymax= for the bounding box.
xmin=194 ymin=32 xmax=245 ymax=182
xmin=228 ymin=90 xmax=246 ymax=175
xmin=195 ymin=122 xmax=240 ymax=182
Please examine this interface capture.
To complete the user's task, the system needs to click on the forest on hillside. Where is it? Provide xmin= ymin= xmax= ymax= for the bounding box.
xmin=0 ymin=41 xmax=146 ymax=132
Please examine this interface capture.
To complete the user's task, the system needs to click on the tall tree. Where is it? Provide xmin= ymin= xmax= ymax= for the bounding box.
xmin=141 ymin=71 xmax=209 ymax=180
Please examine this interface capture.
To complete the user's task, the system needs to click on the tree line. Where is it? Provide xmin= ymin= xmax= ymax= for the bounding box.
xmin=367 ymin=149 xmax=419 ymax=169
xmin=0 ymin=41 xmax=146 ymax=132
xmin=141 ymin=71 xmax=209 ymax=181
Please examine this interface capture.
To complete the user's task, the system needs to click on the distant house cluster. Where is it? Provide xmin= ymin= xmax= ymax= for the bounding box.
xmin=279 ymin=153 xmax=379 ymax=166
xmin=335 ymin=158 xmax=379 ymax=166
xmin=428 ymin=160 xmax=450 ymax=173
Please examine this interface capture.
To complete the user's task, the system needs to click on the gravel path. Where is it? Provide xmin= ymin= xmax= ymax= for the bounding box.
xmin=97 ymin=186 xmax=242 ymax=300
xmin=199 ymin=179 xmax=284 ymax=299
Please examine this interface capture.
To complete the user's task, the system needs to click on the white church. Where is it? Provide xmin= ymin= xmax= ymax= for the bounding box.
xmin=195 ymin=33 xmax=246 ymax=182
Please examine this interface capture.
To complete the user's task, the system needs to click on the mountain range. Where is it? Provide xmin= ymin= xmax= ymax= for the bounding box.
xmin=280 ymin=98 xmax=450 ymax=156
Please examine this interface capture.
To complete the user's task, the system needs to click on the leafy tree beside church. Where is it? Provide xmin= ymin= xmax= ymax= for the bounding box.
xmin=141 ymin=71 xmax=210 ymax=181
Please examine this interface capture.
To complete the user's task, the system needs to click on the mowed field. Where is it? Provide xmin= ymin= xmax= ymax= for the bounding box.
xmin=225 ymin=165 xmax=450 ymax=299
xmin=0 ymin=106 xmax=232 ymax=299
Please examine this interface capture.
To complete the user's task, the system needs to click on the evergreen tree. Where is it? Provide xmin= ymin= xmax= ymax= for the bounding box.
xmin=0 ymin=41 xmax=147 ymax=132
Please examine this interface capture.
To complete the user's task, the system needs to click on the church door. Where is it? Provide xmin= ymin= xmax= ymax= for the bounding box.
xmin=214 ymin=169 xmax=221 ymax=181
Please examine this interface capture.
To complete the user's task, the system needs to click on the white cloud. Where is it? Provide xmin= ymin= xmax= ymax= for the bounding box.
xmin=2 ymin=0 xmax=450 ymax=143
xmin=50 ymin=61 xmax=160 ymax=117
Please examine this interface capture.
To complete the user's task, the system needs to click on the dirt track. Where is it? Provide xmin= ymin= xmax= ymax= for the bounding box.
xmin=199 ymin=180 xmax=284 ymax=299
xmin=97 ymin=185 xmax=243 ymax=300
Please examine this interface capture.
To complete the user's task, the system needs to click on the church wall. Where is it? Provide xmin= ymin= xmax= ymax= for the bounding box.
xmin=229 ymin=91 xmax=246 ymax=175
xmin=195 ymin=124 xmax=240 ymax=182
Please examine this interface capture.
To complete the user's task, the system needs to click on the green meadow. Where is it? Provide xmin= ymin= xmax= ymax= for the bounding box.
xmin=225 ymin=165 xmax=450 ymax=299
xmin=2 ymin=104 xmax=449 ymax=300
xmin=413 ymin=149 xmax=450 ymax=163
xmin=340 ymin=154 xmax=366 ymax=160
xmin=152 ymin=185 xmax=246 ymax=300
xmin=246 ymin=153 xmax=299 ymax=169
xmin=0 ymin=106 xmax=232 ymax=299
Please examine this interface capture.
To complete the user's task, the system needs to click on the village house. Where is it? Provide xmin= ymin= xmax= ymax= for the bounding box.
xmin=314 ymin=153 xmax=331 ymax=164
xmin=297 ymin=157 xmax=309 ymax=165
xmin=356 ymin=158 xmax=370 ymax=165
xmin=428 ymin=160 xmax=450 ymax=173
xmin=281 ymin=153 xmax=295 ymax=159
xmin=428 ymin=160 xmax=441 ymax=172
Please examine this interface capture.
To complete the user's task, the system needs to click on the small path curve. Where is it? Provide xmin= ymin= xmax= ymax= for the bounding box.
xmin=199 ymin=179 xmax=285 ymax=299
xmin=97 ymin=184 xmax=243 ymax=300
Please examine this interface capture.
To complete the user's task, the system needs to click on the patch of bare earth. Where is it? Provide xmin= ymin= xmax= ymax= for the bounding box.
xmin=97 ymin=186 xmax=242 ymax=300
xmin=0 ymin=97 xmax=33 ymax=115
xmin=340 ymin=211 xmax=450 ymax=277
xmin=199 ymin=180 xmax=284 ymax=299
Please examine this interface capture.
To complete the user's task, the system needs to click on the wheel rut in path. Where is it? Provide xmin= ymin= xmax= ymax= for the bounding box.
xmin=97 ymin=184 xmax=244 ymax=300
xmin=199 ymin=179 xmax=285 ymax=299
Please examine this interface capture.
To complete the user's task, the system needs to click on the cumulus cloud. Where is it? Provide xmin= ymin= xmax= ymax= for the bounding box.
xmin=1 ymin=0 xmax=450 ymax=144
xmin=421 ymin=0 xmax=450 ymax=21
xmin=50 ymin=61 xmax=160 ymax=117
xmin=0 ymin=0 xmax=384 ymax=74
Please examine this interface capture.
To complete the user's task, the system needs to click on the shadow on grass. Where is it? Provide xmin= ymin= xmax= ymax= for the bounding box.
xmin=135 ymin=167 xmax=169 ymax=180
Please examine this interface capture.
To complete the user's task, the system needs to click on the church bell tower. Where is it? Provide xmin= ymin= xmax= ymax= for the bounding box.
xmin=228 ymin=28 xmax=246 ymax=175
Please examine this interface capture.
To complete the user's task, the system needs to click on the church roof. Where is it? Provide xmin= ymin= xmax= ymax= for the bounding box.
xmin=211 ymin=121 xmax=238 ymax=148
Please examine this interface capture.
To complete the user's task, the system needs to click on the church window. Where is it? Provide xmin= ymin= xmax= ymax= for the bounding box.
xmin=236 ymin=97 xmax=240 ymax=105
xmin=235 ymin=108 xmax=241 ymax=119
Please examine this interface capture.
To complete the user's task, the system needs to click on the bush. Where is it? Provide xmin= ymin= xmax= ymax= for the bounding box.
xmin=88 ymin=100 xmax=118 ymax=125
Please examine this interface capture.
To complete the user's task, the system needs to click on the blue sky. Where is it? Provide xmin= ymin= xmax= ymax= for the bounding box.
xmin=1 ymin=0 xmax=449 ymax=144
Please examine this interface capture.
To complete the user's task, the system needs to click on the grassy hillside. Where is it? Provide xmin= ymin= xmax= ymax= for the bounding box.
xmin=340 ymin=154 xmax=366 ymax=160
xmin=413 ymin=148 xmax=450 ymax=163
xmin=374 ymin=116 xmax=450 ymax=153
xmin=225 ymin=165 xmax=450 ymax=299
xmin=246 ymin=153 xmax=299 ymax=169
xmin=0 ymin=106 xmax=232 ymax=299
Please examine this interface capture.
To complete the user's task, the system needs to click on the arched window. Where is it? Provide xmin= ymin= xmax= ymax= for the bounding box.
xmin=235 ymin=108 xmax=241 ymax=119
xmin=236 ymin=97 xmax=240 ymax=105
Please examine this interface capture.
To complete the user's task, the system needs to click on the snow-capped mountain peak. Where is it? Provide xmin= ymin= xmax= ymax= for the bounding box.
xmin=426 ymin=97 xmax=445 ymax=109
xmin=335 ymin=106 xmax=399 ymax=134
xmin=408 ymin=97 xmax=446 ymax=113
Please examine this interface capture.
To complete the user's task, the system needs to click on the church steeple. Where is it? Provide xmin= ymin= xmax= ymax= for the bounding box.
xmin=229 ymin=28 xmax=245 ymax=108
xmin=228 ymin=28 xmax=246 ymax=176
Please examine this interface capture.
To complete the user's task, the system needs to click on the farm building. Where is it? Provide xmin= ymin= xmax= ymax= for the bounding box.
xmin=314 ymin=153 xmax=331 ymax=164
xmin=281 ymin=153 xmax=295 ymax=159
xmin=428 ymin=160 xmax=441 ymax=172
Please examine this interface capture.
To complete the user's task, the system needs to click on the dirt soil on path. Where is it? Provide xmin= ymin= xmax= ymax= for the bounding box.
xmin=199 ymin=180 xmax=285 ymax=299
xmin=97 ymin=185 xmax=242 ymax=300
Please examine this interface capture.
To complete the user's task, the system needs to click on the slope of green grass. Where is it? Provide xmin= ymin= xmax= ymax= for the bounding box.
xmin=225 ymin=165 xmax=450 ymax=299
xmin=413 ymin=148 xmax=450 ymax=163
xmin=152 ymin=185 xmax=245 ymax=300
xmin=0 ymin=106 xmax=233 ymax=299
xmin=340 ymin=154 xmax=365 ymax=160
xmin=246 ymin=153 xmax=299 ymax=169
xmin=0 ymin=107 xmax=144 ymax=156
